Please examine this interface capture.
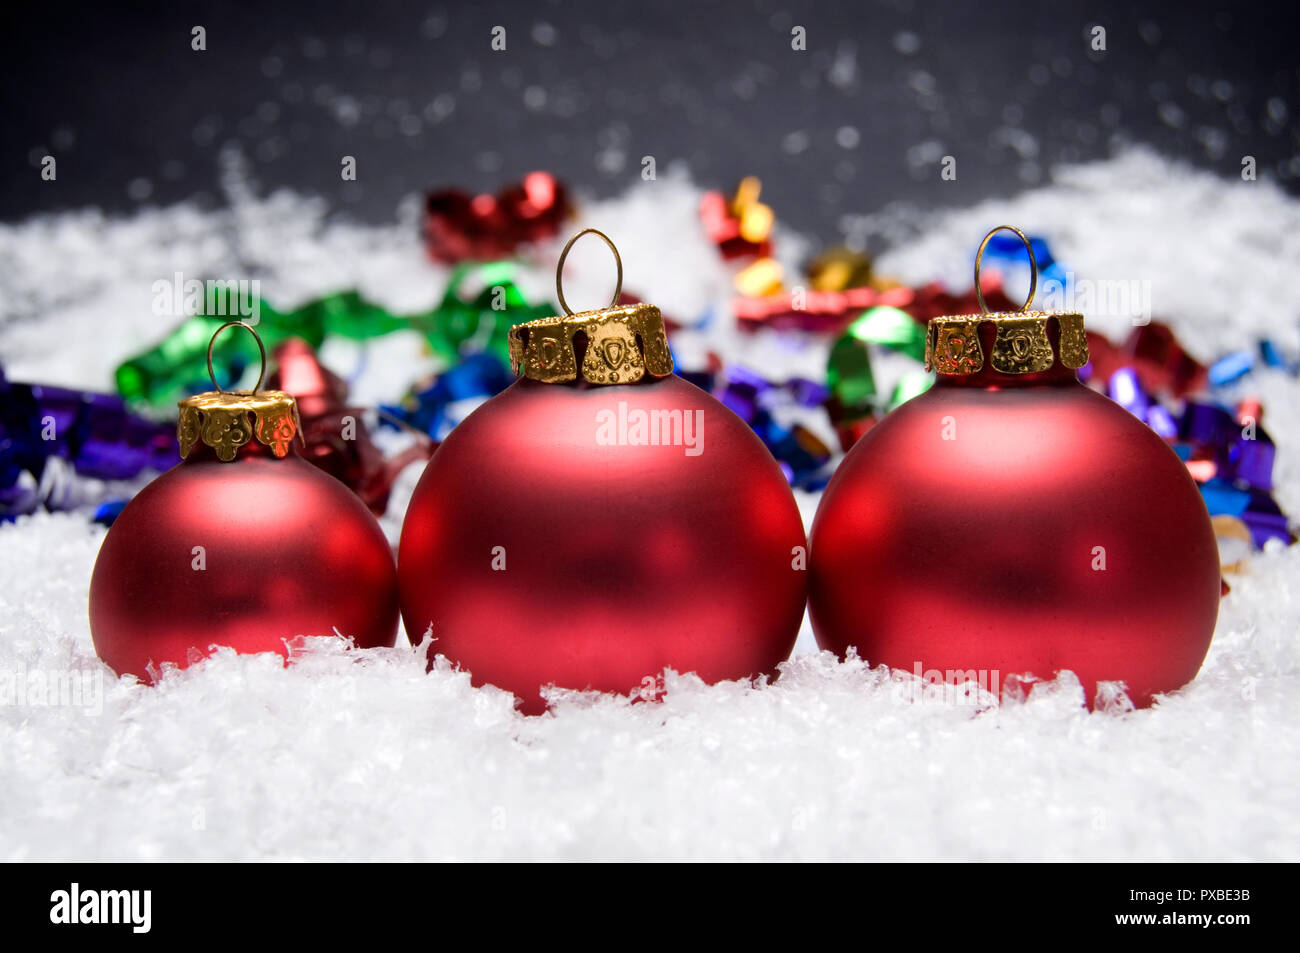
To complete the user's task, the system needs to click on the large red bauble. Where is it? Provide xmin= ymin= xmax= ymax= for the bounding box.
xmin=809 ymin=320 xmax=1221 ymax=707
xmin=398 ymin=374 xmax=808 ymax=714
xmin=90 ymin=440 xmax=399 ymax=679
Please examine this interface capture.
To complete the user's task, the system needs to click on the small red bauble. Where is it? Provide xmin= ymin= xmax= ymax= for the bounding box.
xmin=398 ymin=230 xmax=807 ymax=713
xmin=808 ymin=229 xmax=1221 ymax=707
xmin=90 ymin=327 xmax=398 ymax=679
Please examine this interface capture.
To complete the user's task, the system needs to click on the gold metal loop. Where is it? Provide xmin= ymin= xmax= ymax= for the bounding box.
xmin=555 ymin=228 xmax=623 ymax=316
xmin=206 ymin=321 xmax=267 ymax=394
xmin=974 ymin=225 xmax=1038 ymax=316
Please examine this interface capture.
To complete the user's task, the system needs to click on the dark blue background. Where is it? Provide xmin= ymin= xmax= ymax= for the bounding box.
xmin=4 ymin=0 xmax=1297 ymax=240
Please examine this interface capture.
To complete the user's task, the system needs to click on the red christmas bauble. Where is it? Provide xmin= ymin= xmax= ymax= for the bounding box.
xmin=809 ymin=311 xmax=1221 ymax=707
xmin=90 ymin=388 xmax=399 ymax=679
xmin=398 ymin=303 xmax=807 ymax=714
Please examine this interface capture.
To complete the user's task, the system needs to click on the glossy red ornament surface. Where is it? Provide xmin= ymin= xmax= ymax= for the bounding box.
xmin=398 ymin=374 xmax=807 ymax=714
xmin=809 ymin=332 xmax=1221 ymax=707
xmin=90 ymin=442 xmax=399 ymax=679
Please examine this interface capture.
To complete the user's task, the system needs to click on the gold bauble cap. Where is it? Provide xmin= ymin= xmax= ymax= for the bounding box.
xmin=507 ymin=228 xmax=675 ymax=385
xmin=177 ymin=322 xmax=303 ymax=461
xmin=923 ymin=226 xmax=1091 ymax=376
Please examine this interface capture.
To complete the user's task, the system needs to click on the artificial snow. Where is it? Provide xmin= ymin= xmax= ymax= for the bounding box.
xmin=1 ymin=147 xmax=1298 ymax=861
